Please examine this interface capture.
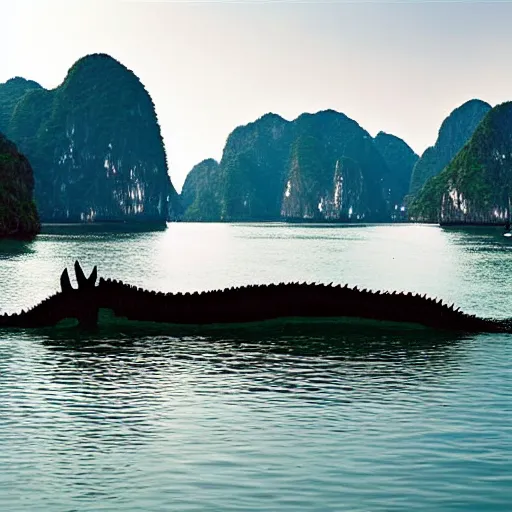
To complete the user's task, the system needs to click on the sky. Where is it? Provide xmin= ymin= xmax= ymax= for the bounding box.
xmin=3 ymin=0 xmax=512 ymax=191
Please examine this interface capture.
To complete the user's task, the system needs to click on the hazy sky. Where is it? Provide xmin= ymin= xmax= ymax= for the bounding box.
xmin=3 ymin=0 xmax=512 ymax=191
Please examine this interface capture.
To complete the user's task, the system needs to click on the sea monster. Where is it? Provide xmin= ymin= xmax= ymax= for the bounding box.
xmin=0 ymin=261 xmax=509 ymax=333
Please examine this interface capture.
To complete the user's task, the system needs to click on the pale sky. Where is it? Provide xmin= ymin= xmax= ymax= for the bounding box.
xmin=2 ymin=0 xmax=512 ymax=191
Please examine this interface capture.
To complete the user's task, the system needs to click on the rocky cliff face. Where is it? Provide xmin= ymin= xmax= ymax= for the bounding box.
xmin=220 ymin=113 xmax=292 ymax=220
xmin=182 ymin=110 xmax=414 ymax=222
xmin=0 ymin=133 xmax=40 ymax=238
xmin=409 ymin=100 xmax=491 ymax=195
xmin=409 ymin=102 xmax=512 ymax=224
xmin=409 ymin=99 xmax=491 ymax=196
xmin=281 ymin=135 xmax=330 ymax=220
xmin=181 ymin=159 xmax=222 ymax=221
xmin=373 ymin=131 xmax=418 ymax=208
xmin=280 ymin=111 xmax=393 ymax=221
xmin=4 ymin=54 xmax=180 ymax=222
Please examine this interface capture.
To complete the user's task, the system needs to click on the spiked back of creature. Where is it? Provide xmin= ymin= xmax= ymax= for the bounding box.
xmin=0 ymin=261 xmax=509 ymax=333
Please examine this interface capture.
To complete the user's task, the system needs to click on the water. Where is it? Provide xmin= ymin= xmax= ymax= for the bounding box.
xmin=0 ymin=223 xmax=511 ymax=511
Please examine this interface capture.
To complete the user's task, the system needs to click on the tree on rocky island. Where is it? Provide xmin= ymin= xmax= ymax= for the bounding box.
xmin=409 ymin=102 xmax=512 ymax=224
xmin=181 ymin=110 xmax=417 ymax=222
xmin=0 ymin=133 xmax=40 ymax=239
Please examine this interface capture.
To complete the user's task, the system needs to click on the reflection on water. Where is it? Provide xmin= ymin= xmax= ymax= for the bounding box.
xmin=41 ymin=313 xmax=468 ymax=360
xmin=0 ymin=224 xmax=511 ymax=511
xmin=0 ymin=238 xmax=36 ymax=259
xmin=41 ymin=222 xmax=168 ymax=236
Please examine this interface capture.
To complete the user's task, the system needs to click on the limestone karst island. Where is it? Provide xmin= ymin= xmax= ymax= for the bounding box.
xmin=1 ymin=53 xmax=512 ymax=235
xmin=1 ymin=54 xmax=180 ymax=232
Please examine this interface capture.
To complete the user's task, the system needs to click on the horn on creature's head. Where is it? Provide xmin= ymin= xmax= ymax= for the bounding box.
xmin=88 ymin=266 xmax=98 ymax=286
xmin=74 ymin=261 xmax=98 ymax=289
xmin=60 ymin=268 xmax=74 ymax=293
xmin=74 ymin=260 xmax=87 ymax=288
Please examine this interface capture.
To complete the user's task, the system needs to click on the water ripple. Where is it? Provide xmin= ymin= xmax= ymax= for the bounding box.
xmin=1 ymin=224 xmax=512 ymax=511
xmin=0 ymin=329 xmax=510 ymax=511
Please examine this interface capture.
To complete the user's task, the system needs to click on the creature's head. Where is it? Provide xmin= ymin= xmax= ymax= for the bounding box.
xmin=60 ymin=260 xmax=98 ymax=294
xmin=57 ymin=261 xmax=99 ymax=328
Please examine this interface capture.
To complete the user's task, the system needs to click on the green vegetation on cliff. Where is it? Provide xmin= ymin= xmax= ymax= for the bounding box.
xmin=409 ymin=102 xmax=512 ymax=224
xmin=219 ymin=113 xmax=292 ymax=221
xmin=181 ymin=159 xmax=222 ymax=221
xmin=3 ymin=54 xmax=180 ymax=222
xmin=281 ymin=135 xmax=330 ymax=220
xmin=181 ymin=110 xmax=414 ymax=222
xmin=373 ymin=131 xmax=418 ymax=206
xmin=0 ymin=77 xmax=42 ymax=134
xmin=409 ymin=99 xmax=491 ymax=197
xmin=281 ymin=110 xmax=392 ymax=221
xmin=0 ymin=133 xmax=40 ymax=238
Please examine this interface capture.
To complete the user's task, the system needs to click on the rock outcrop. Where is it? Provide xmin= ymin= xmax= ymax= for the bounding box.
xmin=409 ymin=99 xmax=491 ymax=196
xmin=181 ymin=110 xmax=417 ymax=222
xmin=181 ymin=159 xmax=222 ymax=221
xmin=0 ymin=132 xmax=40 ymax=239
xmin=409 ymin=102 xmax=512 ymax=224
xmin=280 ymin=111 xmax=394 ymax=221
xmin=4 ymin=54 xmax=180 ymax=222
xmin=220 ymin=113 xmax=293 ymax=221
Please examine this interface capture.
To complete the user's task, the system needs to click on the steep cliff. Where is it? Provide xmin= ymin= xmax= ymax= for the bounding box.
xmin=5 ymin=54 xmax=179 ymax=222
xmin=220 ymin=113 xmax=292 ymax=220
xmin=182 ymin=110 xmax=408 ymax=222
xmin=180 ymin=159 xmax=222 ymax=221
xmin=281 ymin=111 xmax=392 ymax=221
xmin=373 ymin=131 xmax=418 ymax=207
xmin=0 ymin=77 xmax=42 ymax=134
xmin=281 ymin=135 xmax=330 ymax=220
xmin=409 ymin=99 xmax=491 ymax=196
xmin=0 ymin=133 xmax=40 ymax=239
xmin=409 ymin=102 xmax=512 ymax=224
xmin=317 ymin=157 xmax=366 ymax=221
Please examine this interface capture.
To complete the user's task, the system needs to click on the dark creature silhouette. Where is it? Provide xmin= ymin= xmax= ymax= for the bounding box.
xmin=0 ymin=261 xmax=510 ymax=333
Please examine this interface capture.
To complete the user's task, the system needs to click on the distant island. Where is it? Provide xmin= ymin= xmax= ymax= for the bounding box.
xmin=181 ymin=111 xmax=418 ymax=222
xmin=181 ymin=100 xmax=512 ymax=226
xmin=1 ymin=52 xmax=510 ymax=229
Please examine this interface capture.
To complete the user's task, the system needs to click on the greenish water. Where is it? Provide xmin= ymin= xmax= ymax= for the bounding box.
xmin=0 ymin=223 xmax=511 ymax=511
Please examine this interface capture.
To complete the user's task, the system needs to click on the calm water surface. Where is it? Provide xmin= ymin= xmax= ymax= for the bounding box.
xmin=0 ymin=223 xmax=511 ymax=511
